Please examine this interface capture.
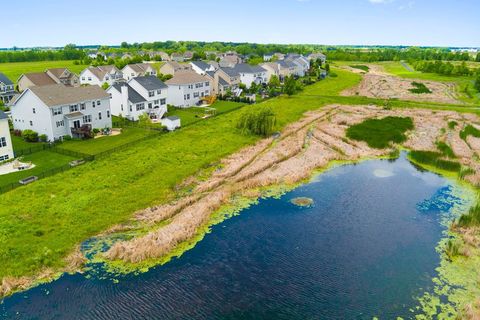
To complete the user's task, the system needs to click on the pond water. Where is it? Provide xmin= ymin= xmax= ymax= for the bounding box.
xmin=0 ymin=153 xmax=467 ymax=319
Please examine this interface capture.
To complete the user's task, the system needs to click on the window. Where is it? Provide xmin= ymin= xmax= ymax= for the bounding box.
xmin=149 ymin=91 xmax=154 ymax=97
xmin=32 ymin=108 xmax=36 ymax=114
xmin=92 ymin=102 xmax=95 ymax=108
xmin=56 ymin=120 xmax=64 ymax=127
xmin=154 ymin=100 xmax=159 ymax=105
xmin=160 ymin=98 xmax=166 ymax=105
xmin=148 ymin=103 xmax=153 ymax=109
xmin=88 ymin=77 xmax=92 ymax=81
xmin=157 ymin=89 xmax=161 ymax=95
xmin=107 ymin=110 xmax=110 ymax=118
xmin=0 ymin=154 xmax=9 ymax=161
xmin=53 ymin=107 xmax=62 ymax=115
xmin=81 ymin=77 xmax=85 ymax=81
xmin=29 ymin=121 xmax=33 ymax=126
xmin=83 ymin=115 xmax=92 ymax=123
xmin=80 ymin=103 xmax=86 ymax=110
xmin=96 ymin=100 xmax=101 ymax=106
xmin=205 ymin=82 xmax=209 ymax=87
xmin=136 ymin=103 xmax=145 ymax=111
xmin=98 ymin=112 xmax=102 ymax=120
xmin=184 ymin=94 xmax=191 ymax=100
xmin=0 ymin=137 xmax=6 ymax=148
xmin=70 ymin=104 xmax=78 ymax=113
xmin=193 ymin=92 xmax=199 ymax=98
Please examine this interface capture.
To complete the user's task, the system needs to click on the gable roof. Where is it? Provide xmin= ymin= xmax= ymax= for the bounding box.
xmin=20 ymin=72 xmax=57 ymax=86
xmin=219 ymin=67 xmax=239 ymax=78
xmin=190 ymin=61 xmax=211 ymax=71
xmin=124 ymin=63 xmax=153 ymax=73
xmin=83 ymin=65 xmax=119 ymax=80
xmin=47 ymin=68 xmax=69 ymax=79
xmin=131 ymin=75 xmax=167 ymax=91
xmin=0 ymin=73 xmax=13 ymax=86
xmin=111 ymin=83 xmax=145 ymax=104
xmin=232 ymin=63 xmax=266 ymax=74
xmin=24 ymin=84 xmax=109 ymax=107
xmin=165 ymin=71 xmax=208 ymax=85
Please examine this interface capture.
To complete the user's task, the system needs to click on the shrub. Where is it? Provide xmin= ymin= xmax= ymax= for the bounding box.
xmin=445 ymin=239 xmax=462 ymax=260
xmin=346 ymin=116 xmax=414 ymax=149
xmin=409 ymin=81 xmax=432 ymax=94
xmin=63 ymin=135 xmax=72 ymax=141
xmin=436 ymin=141 xmax=456 ymax=158
xmin=409 ymin=150 xmax=461 ymax=172
xmin=236 ymin=106 xmax=276 ymax=137
xmin=448 ymin=121 xmax=458 ymax=129
xmin=457 ymin=205 xmax=480 ymax=227
xmin=460 ymin=124 xmax=480 ymax=141
xmin=39 ymin=134 xmax=48 ymax=142
xmin=21 ymin=129 xmax=39 ymax=142
xmin=92 ymin=128 xmax=100 ymax=134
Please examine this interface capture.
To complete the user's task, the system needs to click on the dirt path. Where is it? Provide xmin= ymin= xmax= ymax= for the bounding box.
xmin=104 ymin=104 xmax=480 ymax=264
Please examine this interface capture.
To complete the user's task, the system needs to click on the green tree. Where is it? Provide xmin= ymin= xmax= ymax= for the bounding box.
xmin=101 ymin=82 xmax=109 ymax=90
xmin=476 ymin=53 xmax=480 ymax=62
xmin=268 ymin=75 xmax=281 ymax=88
xmin=284 ymin=75 xmax=297 ymax=96
xmin=474 ymin=73 xmax=480 ymax=92
xmin=325 ymin=63 xmax=330 ymax=73
xmin=236 ymin=106 xmax=276 ymax=137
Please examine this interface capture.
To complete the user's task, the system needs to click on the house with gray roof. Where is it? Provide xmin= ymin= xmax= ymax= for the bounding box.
xmin=122 ymin=63 xmax=157 ymax=81
xmin=190 ymin=61 xmax=216 ymax=75
xmin=0 ymin=110 xmax=14 ymax=162
xmin=231 ymin=64 xmax=268 ymax=88
xmin=10 ymin=84 xmax=112 ymax=141
xmin=213 ymin=68 xmax=241 ymax=96
xmin=0 ymin=73 xmax=16 ymax=104
xmin=165 ymin=71 xmax=211 ymax=108
xmin=80 ymin=65 xmax=123 ymax=87
xmin=107 ymin=76 xmax=168 ymax=121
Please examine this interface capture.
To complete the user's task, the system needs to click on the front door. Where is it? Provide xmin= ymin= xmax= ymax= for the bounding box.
xmin=73 ymin=120 xmax=81 ymax=129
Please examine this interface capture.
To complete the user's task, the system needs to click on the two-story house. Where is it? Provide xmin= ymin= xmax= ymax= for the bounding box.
xmin=10 ymin=84 xmax=112 ymax=141
xmin=165 ymin=71 xmax=211 ymax=108
xmin=0 ymin=110 xmax=14 ymax=162
xmin=232 ymin=64 xmax=268 ymax=88
xmin=121 ymin=63 xmax=157 ymax=81
xmin=159 ymin=61 xmax=192 ymax=76
xmin=0 ymin=73 xmax=16 ymax=104
xmin=107 ymin=76 xmax=168 ymax=121
xmin=79 ymin=65 xmax=123 ymax=87
xmin=17 ymin=68 xmax=80 ymax=92
xmin=214 ymin=68 xmax=241 ymax=96
xmin=46 ymin=68 xmax=79 ymax=87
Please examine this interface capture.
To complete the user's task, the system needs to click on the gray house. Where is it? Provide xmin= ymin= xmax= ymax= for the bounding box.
xmin=0 ymin=73 xmax=16 ymax=104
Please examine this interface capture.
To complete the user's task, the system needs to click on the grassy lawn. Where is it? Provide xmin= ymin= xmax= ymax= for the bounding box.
xmin=0 ymin=151 xmax=76 ymax=188
xmin=0 ymin=65 xmax=477 ymax=282
xmin=166 ymin=101 xmax=245 ymax=126
xmin=10 ymin=135 xmax=46 ymax=152
xmin=0 ymin=60 xmax=88 ymax=83
xmin=58 ymin=127 xmax=156 ymax=155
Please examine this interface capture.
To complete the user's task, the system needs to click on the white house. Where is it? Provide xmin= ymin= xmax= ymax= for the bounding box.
xmin=165 ymin=71 xmax=211 ymax=108
xmin=80 ymin=65 xmax=123 ymax=87
xmin=0 ymin=110 xmax=13 ymax=162
xmin=190 ymin=61 xmax=216 ymax=75
xmin=107 ymin=76 xmax=168 ymax=121
xmin=10 ymin=84 xmax=112 ymax=142
xmin=121 ymin=63 xmax=157 ymax=81
xmin=231 ymin=64 xmax=268 ymax=88
xmin=0 ymin=73 xmax=16 ymax=104
xmin=285 ymin=55 xmax=310 ymax=77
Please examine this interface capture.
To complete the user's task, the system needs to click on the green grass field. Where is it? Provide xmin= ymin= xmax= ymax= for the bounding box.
xmin=0 ymin=60 xmax=88 ymax=83
xmin=10 ymin=135 xmax=46 ymax=152
xmin=0 ymin=151 xmax=76 ymax=188
xmin=58 ymin=127 xmax=156 ymax=155
xmin=0 ymin=64 xmax=477 ymax=283
xmin=166 ymin=101 xmax=245 ymax=126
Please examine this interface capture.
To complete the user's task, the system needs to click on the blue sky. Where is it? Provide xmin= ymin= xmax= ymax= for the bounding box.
xmin=3 ymin=0 xmax=479 ymax=48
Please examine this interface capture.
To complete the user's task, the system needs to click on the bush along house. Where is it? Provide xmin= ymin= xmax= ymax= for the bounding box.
xmin=10 ymin=84 xmax=112 ymax=141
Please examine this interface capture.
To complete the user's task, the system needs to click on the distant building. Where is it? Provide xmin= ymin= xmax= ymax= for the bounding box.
xmin=0 ymin=110 xmax=14 ymax=162
xmin=0 ymin=73 xmax=16 ymax=104
xmin=122 ymin=63 xmax=157 ymax=80
xmin=231 ymin=64 xmax=268 ymax=88
xmin=219 ymin=53 xmax=242 ymax=68
xmin=190 ymin=61 xmax=216 ymax=75
xmin=10 ymin=85 xmax=112 ymax=141
xmin=160 ymin=61 xmax=192 ymax=76
xmin=307 ymin=53 xmax=327 ymax=64
xmin=165 ymin=71 xmax=211 ymax=108
xmin=17 ymin=68 xmax=79 ymax=92
xmin=107 ymin=76 xmax=168 ymax=121
xmin=171 ymin=53 xmax=185 ymax=62
xmin=214 ymin=68 xmax=241 ymax=96
xmin=79 ymin=65 xmax=123 ymax=87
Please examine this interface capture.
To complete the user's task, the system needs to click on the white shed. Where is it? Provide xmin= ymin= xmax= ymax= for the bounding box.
xmin=161 ymin=116 xmax=181 ymax=131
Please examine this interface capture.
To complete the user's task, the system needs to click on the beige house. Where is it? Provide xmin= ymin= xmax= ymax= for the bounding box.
xmin=214 ymin=68 xmax=241 ymax=96
xmin=18 ymin=68 xmax=79 ymax=92
xmin=122 ymin=63 xmax=157 ymax=80
xmin=159 ymin=61 xmax=192 ymax=76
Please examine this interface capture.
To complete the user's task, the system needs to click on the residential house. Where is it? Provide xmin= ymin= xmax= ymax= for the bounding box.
xmin=0 ymin=73 xmax=16 ymax=104
xmin=165 ymin=71 xmax=211 ymax=108
xmin=207 ymin=61 xmax=220 ymax=70
xmin=79 ymin=65 xmax=123 ymax=87
xmin=171 ymin=53 xmax=185 ymax=62
xmin=183 ymin=51 xmax=194 ymax=61
xmin=107 ymin=76 xmax=168 ymax=121
xmin=263 ymin=53 xmax=275 ymax=61
xmin=219 ymin=53 xmax=242 ymax=68
xmin=0 ymin=110 xmax=14 ymax=162
xmin=285 ymin=54 xmax=310 ymax=77
xmin=159 ymin=61 xmax=192 ymax=76
xmin=121 ymin=53 xmax=134 ymax=60
xmin=277 ymin=60 xmax=298 ymax=80
xmin=158 ymin=51 xmax=171 ymax=61
xmin=46 ymin=68 xmax=79 ymax=87
xmin=10 ymin=85 xmax=112 ymax=141
xmin=260 ymin=62 xmax=280 ymax=81
xmin=307 ymin=53 xmax=327 ymax=64
xmin=214 ymin=68 xmax=241 ymax=96
xmin=148 ymin=51 xmax=170 ymax=61
xmin=190 ymin=61 xmax=216 ymax=75
xmin=17 ymin=68 xmax=79 ymax=92
xmin=122 ymin=63 xmax=157 ymax=80
xmin=232 ymin=64 xmax=268 ymax=88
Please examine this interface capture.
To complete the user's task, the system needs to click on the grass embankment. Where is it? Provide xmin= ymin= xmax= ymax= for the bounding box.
xmin=349 ymin=65 xmax=370 ymax=72
xmin=0 ymin=60 xmax=88 ymax=83
xmin=346 ymin=116 xmax=414 ymax=148
xmin=0 ymin=68 xmax=362 ymax=281
xmin=409 ymin=81 xmax=432 ymax=94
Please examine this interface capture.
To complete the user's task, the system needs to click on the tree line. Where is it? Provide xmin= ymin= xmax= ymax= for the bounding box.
xmin=0 ymin=44 xmax=85 ymax=63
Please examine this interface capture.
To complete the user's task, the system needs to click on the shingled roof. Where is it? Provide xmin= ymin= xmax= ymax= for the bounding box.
xmin=165 ymin=71 xmax=208 ymax=85
xmin=26 ymin=84 xmax=109 ymax=107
